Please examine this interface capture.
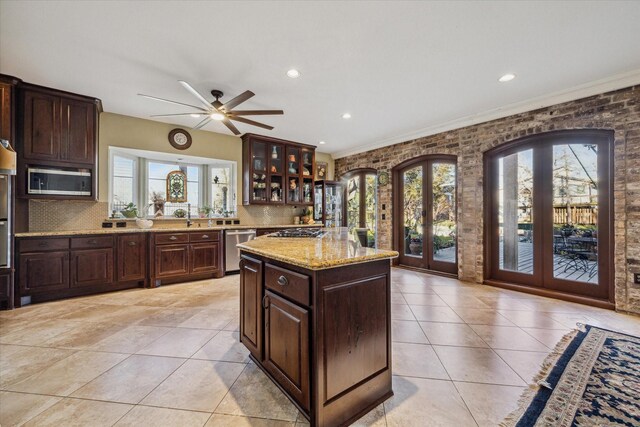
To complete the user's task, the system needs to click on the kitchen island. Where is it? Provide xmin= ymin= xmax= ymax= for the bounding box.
xmin=237 ymin=228 xmax=398 ymax=427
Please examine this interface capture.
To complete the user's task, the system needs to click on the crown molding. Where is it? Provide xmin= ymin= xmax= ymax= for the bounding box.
xmin=331 ymin=69 xmax=640 ymax=159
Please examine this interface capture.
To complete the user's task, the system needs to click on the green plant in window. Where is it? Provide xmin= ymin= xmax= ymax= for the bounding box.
xmin=120 ymin=203 xmax=138 ymax=218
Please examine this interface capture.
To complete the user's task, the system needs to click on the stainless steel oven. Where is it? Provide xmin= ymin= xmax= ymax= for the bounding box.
xmin=27 ymin=167 xmax=92 ymax=196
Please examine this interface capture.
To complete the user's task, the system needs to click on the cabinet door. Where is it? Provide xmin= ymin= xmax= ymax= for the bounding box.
xmin=19 ymin=251 xmax=69 ymax=294
xmin=190 ymin=242 xmax=220 ymax=274
xmin=0 ymin=82 xmax=12 ymax=142
xmin=60 ymin=98 xmax=95 ymax=164
xmin=22 ymin=90 xmax=60 ymax=161
xmin=264 ymin=290 xmax=310 ymax=411
xmin=155 ymin=244 xmax=189 ymax=278
xmin=240 ymin=256 xmax=263 ymax=360
xmin=70 ymin=248 xmax=114 ymax=287
xmin=117 ymin=234 xmax=146 ymax=282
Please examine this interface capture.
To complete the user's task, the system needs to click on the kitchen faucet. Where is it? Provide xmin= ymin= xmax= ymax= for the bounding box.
xmin=186 ymin=203 xmax=192 ymax=227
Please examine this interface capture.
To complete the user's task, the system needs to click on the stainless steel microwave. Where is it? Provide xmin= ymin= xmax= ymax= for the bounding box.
xmin=28 ymin=167 xmax=92 ymax=196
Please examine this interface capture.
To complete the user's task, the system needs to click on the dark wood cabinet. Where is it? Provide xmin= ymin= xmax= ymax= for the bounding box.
xmin=16 ymin=82 xmax=101 ymax=200
xmin=19 ymin=251 xmax=69 ymax=294
xmin=70 ymin=248 xmax=114 ymax=288
xmin=155 ymin=244 xmax=190 ymax=278
xmin=150 ymin=230 xmax=224 ymax=286
xmin=116 ymin=234 xmax=147 ymax=283
xmin=264 ymin=290 xmax=310 ymax=411
xmin=190 ymin=242 xmax=220 ymax=274
xmin=242 ymin=134 xmax=315 ymax=206
xmin=240 ymin=255 xmax=263 ymax=360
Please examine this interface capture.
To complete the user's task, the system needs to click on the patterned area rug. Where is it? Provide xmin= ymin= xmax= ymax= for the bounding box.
xmin=502 ymin=324 xmax=640 ymax=427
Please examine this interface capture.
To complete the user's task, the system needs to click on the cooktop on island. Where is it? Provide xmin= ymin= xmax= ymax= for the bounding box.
xmin=268 ymin=228 xmax=326 ymax=238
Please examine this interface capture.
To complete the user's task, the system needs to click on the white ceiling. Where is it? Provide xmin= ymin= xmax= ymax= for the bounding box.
xmin=2 ymin=1 xmax=640 ymax=158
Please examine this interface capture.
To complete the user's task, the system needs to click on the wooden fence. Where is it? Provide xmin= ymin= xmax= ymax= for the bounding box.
xmin=553 ymin=204 xmax=597 ymax=225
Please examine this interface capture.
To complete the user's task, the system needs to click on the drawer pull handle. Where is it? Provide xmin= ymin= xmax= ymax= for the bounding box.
xmin=277 ymin=275 xmax=288 ymax=286
xmin=262 ymin=295 xmax=270 ymax=309
xmin=169 ymin=236 xmax=178 ymax=241
xmin=128 ymin=241 xmax=137 ymax=246
xmin=88 ymin=239 xmax=97 ymax=244
xmin=38 ymin=242 xmax=48 ymax=247
xmin=201 ymin=235 xmax=209 ymax=239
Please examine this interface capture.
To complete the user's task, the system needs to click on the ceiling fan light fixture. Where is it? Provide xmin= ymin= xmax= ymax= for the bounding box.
xmin=319 ymin=141 xmax=326 ymax=145
xmin=210 ymin=112 xmax=225 ymax=121
xmin=498 ymin=73 xmax=516 ymax=82
xmin=286 ymin=69 xmax=301 ymax=78
xmin=342 ymin=113 xmax=351 ymax=119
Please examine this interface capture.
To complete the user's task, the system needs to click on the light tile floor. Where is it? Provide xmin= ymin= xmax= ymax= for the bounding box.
xmin=0 ymin=268 xmax=638 ymax=426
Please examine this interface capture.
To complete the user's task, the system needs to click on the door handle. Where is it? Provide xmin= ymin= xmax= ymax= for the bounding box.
xmin=262 ymin=294 xmax=270 ymax=309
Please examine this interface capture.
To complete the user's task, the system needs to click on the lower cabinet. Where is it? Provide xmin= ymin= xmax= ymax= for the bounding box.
xmin=19 ymin=250 xmax=69 ymax=294
xmin=155 ymin=244 xmax=190 ymax=278
xmin=190 ymin=242 xmax=220 ymax=274
xmin=264 ymin=290 xmax=310 ymax=411
xmin=70 ymin=248 xmax=114 ymax=287
xmin=240 ymin=255 xmax=263 ymax=360
xmin=116 ymin=234 xmax=147 ymax=282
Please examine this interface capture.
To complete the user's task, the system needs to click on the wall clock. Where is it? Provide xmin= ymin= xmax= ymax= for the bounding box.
xmin=378 ymin=171 xmax=390 ymax=186
xmin=168 ymin=128 xmax=192 ymax=150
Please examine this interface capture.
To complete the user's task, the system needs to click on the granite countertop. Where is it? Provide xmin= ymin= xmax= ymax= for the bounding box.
xmin=237 ymin=228 xmax=398 ymax=270
xmin=15 ymin=223 xmax=320 ymax=238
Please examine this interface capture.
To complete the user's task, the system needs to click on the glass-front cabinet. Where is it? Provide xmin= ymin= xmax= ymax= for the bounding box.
xmin=242 ymin=134 xmax=316 ymax=206
xmin=313 ymin=180 xmax=343 ymax=227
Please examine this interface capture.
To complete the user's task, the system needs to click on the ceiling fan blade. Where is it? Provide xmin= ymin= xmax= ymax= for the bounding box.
xmin=221 ymin=118 xmax=241 ymax=135
xmin=220 ymin=90 xmax=255 ymax=111
xmin=192 ymin=117 xmax=212 ymax=130
xmin=138 ymin=94 xmax=208 ymax=112
xmin=228 ymin=110 xmax=284 ymax=116
xmin=178 ymin=80 xmax=214 ymax=110
xmin=229 ymin=116 xmax=274 ymax=130
xmin=150 ymin=112 xmax=207 ymax=117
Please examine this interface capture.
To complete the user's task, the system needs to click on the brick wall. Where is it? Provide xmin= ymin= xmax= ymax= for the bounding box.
xmin=335 ymin=85 xmax=640 ymax=314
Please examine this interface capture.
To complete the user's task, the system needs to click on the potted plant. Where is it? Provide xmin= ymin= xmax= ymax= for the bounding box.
xmin=151 ymin=191 xmax=165 ymax=216
xmin=409 ymin=233 xmax=422 ymax=255
xmin=174 ymin=209 xmax=187 ymax=218
xmin=120 ymin=202 xmax=138 ymax=218
xmin=301 ymin=207 xmax=312 ymax=224
xmin=199 ymin=205 xmax=213 ymax=218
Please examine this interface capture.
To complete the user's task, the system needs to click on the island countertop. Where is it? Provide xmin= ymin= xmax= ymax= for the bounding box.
xmin=237 ymin=227 xmax=398 ymax=270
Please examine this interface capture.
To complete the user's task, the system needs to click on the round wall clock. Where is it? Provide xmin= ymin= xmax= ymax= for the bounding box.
xmin=168 ymin=128 xmax=192 ymax=150
xmin=378 ymin=171 xmax=390 ymax=186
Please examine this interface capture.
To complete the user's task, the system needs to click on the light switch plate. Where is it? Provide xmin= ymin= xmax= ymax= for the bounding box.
xmin=634 ymin=273 xmax=640 ymax=284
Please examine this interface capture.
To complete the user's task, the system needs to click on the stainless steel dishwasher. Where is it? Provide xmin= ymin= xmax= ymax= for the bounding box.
xmin=225 ymin=229 xmax=256 ymax=273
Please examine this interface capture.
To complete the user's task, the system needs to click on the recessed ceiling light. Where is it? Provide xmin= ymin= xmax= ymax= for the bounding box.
xmin=190 ymin=114 xmax=200 ymax=118
xmin=287 ymin=69 xmax=300 ymax=78
xmin=210 ymin=112 xmax=225 ymax=121
xmin=319 ymin=141 xmax=326 ymax=145
xmin=498 ymin=73 xmax=516 ymax=83
xmin=342 ymin=113 xmax=351 ymax=119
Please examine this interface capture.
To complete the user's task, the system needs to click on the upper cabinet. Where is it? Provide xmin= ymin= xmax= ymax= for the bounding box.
xmin=16 ymin=82 xmax=102 ymax=200
xmin=242 ymin=134 xmax=315 ymax=206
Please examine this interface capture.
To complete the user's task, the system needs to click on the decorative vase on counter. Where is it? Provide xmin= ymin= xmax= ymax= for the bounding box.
xmin=135 ymin=218 xmax=153 ymax=229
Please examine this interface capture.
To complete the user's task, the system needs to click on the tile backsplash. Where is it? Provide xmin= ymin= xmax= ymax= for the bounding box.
xmin=28 ymin=200 xmax=303 ymax=231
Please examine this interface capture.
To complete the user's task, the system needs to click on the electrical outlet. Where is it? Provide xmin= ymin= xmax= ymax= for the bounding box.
xmin=635 ymin=273 xmax=640 ymax=285
xmin=382 ymin=214 xmax=386 ymax=220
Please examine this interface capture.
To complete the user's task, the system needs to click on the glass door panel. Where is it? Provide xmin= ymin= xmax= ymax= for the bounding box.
xmin=551 ymin=144 xmax=598 ymax=284
xmin=346 ymin=176 xmax=360 ymax=230
xmin=402 ymin=166 xmax=424 ymax=263
xmin=431 ymin=163 xmax=456 ymax=265
xmin=314 ymin=184 xmax=323 ymax=221
xmin=269 ymin=144 xmax=284 ymax=174
xmin=497 ymin=149 xmax=534 ymax=274
xmin=269 ymin=175 xmax=283 ymax=203
xmin=365 ymin=174 xmax=377 ymax=247
xmin=326 ymin=184 xmax=342 ymax=227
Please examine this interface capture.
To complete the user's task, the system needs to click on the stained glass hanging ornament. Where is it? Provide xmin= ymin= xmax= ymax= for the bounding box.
xmin=166 ymin=170 xmax=187 ymax=202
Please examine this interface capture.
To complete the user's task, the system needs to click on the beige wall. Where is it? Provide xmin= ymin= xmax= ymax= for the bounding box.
xmin=98 ymin=112 xmax=243 ymax=202
xmin=315 ymin=151 xmax=335 ymax=180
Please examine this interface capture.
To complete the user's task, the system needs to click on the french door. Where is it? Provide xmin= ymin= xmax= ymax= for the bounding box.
xmin=486 ymin=130 xmax=613 ymax=301
xmin=343 ymin=169 xmax=377 ymax=247
xmin=395 ymin=156 xmax=457 ymax=275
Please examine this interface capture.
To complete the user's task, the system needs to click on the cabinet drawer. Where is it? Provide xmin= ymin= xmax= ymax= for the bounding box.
xmin=190 ymin=231 xmax=220 ymax=242
xmin=265 ymin=263 xmax=310 ymax=306
xmin=19 ymin=238 xmax=69 ymax=253
xmin=155 ymin=233 xmax=189 ymax=245
xmin=71 ymin=235 xmax=114 ymax=249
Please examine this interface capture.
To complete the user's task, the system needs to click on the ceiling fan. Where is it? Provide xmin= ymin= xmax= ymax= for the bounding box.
xmin=138 ymin=81 xmax=283 ymax=135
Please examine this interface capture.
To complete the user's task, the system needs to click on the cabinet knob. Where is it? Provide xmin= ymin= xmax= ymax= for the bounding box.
xmin=277 ymin=275 xmax=288 ymax=286
xmin=128 ymin=241 xmax=136 ymax=246
xmin=169 ymin=236 xmax=178 ymax=241
xmin=202 ymin=235 xmax=209 ymax=239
